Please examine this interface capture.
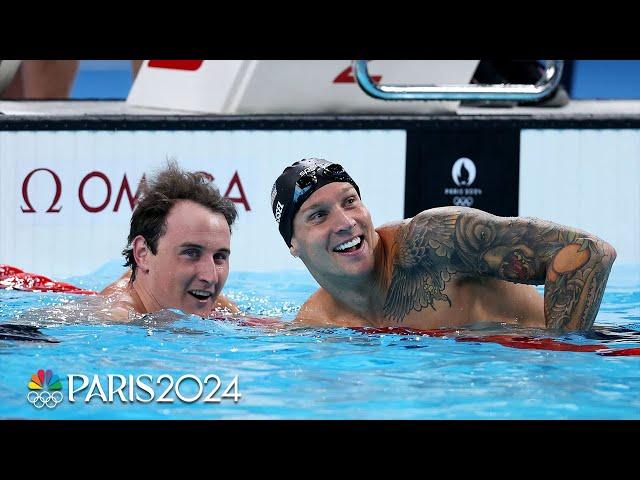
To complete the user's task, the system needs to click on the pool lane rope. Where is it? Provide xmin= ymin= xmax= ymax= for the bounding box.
xmin=0 ymin=264 xmax=96 ymax=295
xmin=351 ymin=326 xmax=640 ymax=356
xmin=2 ymin=264 xmax=639 ymax=356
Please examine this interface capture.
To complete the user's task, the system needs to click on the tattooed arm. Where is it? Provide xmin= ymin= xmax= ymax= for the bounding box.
xmin=384 ymin=207 xmax=617 ymax=331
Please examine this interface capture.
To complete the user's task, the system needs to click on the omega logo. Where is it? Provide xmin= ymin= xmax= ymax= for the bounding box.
xmin=20 ymin=168 xmax=251 ymax=213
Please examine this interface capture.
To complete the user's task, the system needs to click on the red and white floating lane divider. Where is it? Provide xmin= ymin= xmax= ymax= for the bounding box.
xmin=351 ymin=326 xmax=640 ymax=357
xmin=0 ymin=265 xmax=96 ymax=295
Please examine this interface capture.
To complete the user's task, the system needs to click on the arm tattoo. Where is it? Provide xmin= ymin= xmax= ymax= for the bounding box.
xmin=543 ymin=237 xmax=615 ymax=331
xmin=383 ymin=211 xmax=458 ymax=322
xmin=383 ymin=207 xmax=616 ymax=331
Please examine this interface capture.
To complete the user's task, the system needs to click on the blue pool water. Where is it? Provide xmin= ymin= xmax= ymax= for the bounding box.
xmin=1 ymin=261 xmax=639 ymax=419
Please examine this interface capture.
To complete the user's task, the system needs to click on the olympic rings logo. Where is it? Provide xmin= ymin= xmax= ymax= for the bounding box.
xmin=453 ymin=196 xmax=474 ymax=207
xmin=26 ymin=390 xmax=64 ymax=409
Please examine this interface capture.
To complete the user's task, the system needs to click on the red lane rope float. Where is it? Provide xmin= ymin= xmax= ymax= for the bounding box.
xmin=597 ymin=347 xmax=640 ymax=357
xmin=456 ymin=335 xmax=604 ymax=352
xmin=352 ymin=326 xmax=640 ymax=356
xmin=0 ymin=265 xmax=96 ymax=295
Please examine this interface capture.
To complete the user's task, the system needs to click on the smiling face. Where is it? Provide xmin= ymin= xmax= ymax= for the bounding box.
xmin=133 ymin=199 xmax=231 ymax=316
xmin=290 ymin=182 xmax=377 ymax=282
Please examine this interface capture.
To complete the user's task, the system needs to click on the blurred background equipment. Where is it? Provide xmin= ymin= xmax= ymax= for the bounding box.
xmin=126 ymin=60 xmax=481 ymax=114
xmin=2 ymin=60 xmax=639 ymax=101
xmin=0 ymin=60 xmax=142 ymax=100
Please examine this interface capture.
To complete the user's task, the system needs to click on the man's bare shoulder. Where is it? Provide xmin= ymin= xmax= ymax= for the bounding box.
xmin=295 ymin=289 xmax=330 ymax=325
xmin=406 ymin=206 xmax=466 ymax=226
xmin=100 ymin=270 xmax=131 ymax=295
xmin=294 ymin=288 xmax=342 ymax=326
xmin=378 ymin=207 xmax=464 ymax=239
xmin=98 ymin=287 xmax=141 ymax=322
xmin=295 ymin=289 xmax=373 ymax=327
xmin=376 ymin=219 xmax=406 ymax=232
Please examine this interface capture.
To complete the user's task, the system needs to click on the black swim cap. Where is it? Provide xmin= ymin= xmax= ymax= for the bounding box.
xmin=271 ymin=158 xmax=361 ymax=247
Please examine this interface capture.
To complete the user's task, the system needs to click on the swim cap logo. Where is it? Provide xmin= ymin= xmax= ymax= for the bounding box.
xmin=27 ymin=368 xmax=63 ymax=409
xmin=274 ymin=201 xmax=284 ymax=224
xmin=298 ymin=165 xmax=317 ymax=178
xmin=270 ymin=185 xmax=278 ymax=206
xmin=452 ymin=157 xmax=476 ymax=187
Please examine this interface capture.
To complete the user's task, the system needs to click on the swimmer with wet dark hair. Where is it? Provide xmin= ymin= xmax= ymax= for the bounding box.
xmin=271 ymin=158 xmax=617 ymax=332
xmin=101 ymin=162 xmax=240 ymax=321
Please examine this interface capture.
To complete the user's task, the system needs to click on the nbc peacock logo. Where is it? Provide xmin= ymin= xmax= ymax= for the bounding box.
xmin=27 ymin=369 xmax=64 ymax=409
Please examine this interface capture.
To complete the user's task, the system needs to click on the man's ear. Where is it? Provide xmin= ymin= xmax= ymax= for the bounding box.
xmin=289 ymin=238 xmax=299 ymax=258
xmin=132 ymin=235 xmax=151 ymax=271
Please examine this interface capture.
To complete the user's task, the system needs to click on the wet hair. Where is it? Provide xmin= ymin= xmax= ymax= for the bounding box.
xmin=122 ymin=161 xmax=238 ymax=281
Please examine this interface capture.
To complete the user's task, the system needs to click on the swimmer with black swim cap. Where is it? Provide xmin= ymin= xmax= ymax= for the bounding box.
xmin=272 ymin=158 xmax=617 ymax=332
xmin=271 ymin=158 xmax=361 ymax=247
